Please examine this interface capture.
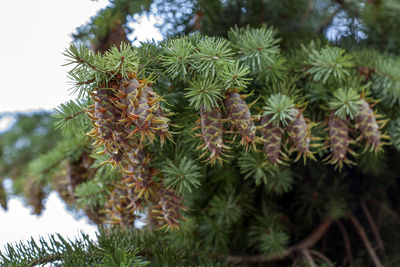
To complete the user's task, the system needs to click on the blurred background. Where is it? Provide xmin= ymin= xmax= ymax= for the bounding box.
xmin=0 ymin=0 xmax=163 ymax=248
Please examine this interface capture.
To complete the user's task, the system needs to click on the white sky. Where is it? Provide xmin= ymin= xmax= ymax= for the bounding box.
xmin=0 ymin=0 xmax=162 ymax=114
xmin=0 ymin=190 xmax=98 ymax=250
xmin=0 ymin=0 xmax=162 ymax=253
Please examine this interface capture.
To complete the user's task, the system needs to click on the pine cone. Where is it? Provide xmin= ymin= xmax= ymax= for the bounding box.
xmin=325 ymin=113 xmax=354 ymax=170
xmin=117 ymin=78 xmax=172 ymax=144
xmin=122 ymin=147 xmax=156 ymax=200
xmin=197 ymin=106 xmax=225 ymax=164
xmin=355 ymin=98 xmax=383 ymax=152
xmin=287 ymin=108 xmax=315 ymax=162
xmin=105 ymin=185 xmax=142 ymax=228
xmin=260 ymin=115 xmax=284 ymax=165
xmin=155 ymin=188 xmax=186 ymax=231
xmin=224 ymin=91 xmax=256 ymax=148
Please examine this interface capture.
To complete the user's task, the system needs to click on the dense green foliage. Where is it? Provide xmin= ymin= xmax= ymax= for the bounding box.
xmin=2 ymin=0 xmax=400 ymax=266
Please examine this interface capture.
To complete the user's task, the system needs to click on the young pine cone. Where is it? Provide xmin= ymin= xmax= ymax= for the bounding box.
xmin=260 ymin=115 xmax=284 ymax=165
xmin=325 ymin=113 xmax=355 ymax=170
xmin=355 ymin=98 xmax=388 ymax=153
xmin=224 ymin=91 xmax=256 ymax=149
xmin=197 ymin=106 xmax=226 ymax=165
xmin=287 ymin=108 xmax=315 ymax=162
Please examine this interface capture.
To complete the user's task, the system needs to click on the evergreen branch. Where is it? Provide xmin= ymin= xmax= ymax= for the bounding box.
xmin=75 ymin=179 xmax=108 ymax=209
xmin=0 ymin=233 xmax=92 ymax=267
xmin=29 ymin=253 xmax=62 ymax=266
xmin=217 ymin=61 xmax=251 ymax=89
xmin=328 ymin=87 xmax=362 ymax=119
xmin=192 ymin=37 xmax=234 ymax=78
xmin=53 ymin=100 xmax=91 ymax=136
xmin=360 ymin=200 xmax=385 ymax=253
xmin=228 ymin=26 xmax=280 ymax=72
xmin=371 ymin=55 xmax=400 ymax=106
xmin=348 ymin=214 xmax=383 ymax=267
xmin=161 ymin=157 xmax=202 ymax=194
xmin=185 ymin=78 xmax=223 ymax=111
xmin=63 ymin=44 xmax=105 ymax=73
xmin=304 ymin=45 xmax=354 ymax=83
xmin=263 ymin=93 xmax=296 ymax=127
xmin=160 ymin=38 xmax=194 ymax=80
xmin=238 ymin=152 xmax=274 ymax=185
xmin=28 ymin=135 xmax=89 ymax=183
xmin=336 ymin=220 xmax=354 ymax=267
xmin=226 ymin=218 xmax=333 ymax=264
xmin=308 ymin=250 xmax=334 ymax=267
xmin=300 ymin=0 xmax=316 ymax=24
xmin=366 ymin=198 xmax=400 ymax=225
xmin=301 ymin=249 xmax=317 ymax=267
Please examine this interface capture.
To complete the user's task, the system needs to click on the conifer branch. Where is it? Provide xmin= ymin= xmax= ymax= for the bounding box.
xmin=300 ymin=0 xmax=315 ymax=24
xmin=360 ymin=200 xmax=385 ymax=253
xmin=366 ymin=198 xmax=400 ymax=224
xmin=348 ymin=214 xmax=383 ymax=267
xmin=336 ymin=220 xmax=354 ymax=266
xmin=225 ymin=218 xmax=333 ymax=264
xmin=308 ymin=250 xmax=334 ymax=267
xmin=302 ymin=249 xmax=317 ymax=267
xmin=29 ymin=253 xmax=63 ymax=266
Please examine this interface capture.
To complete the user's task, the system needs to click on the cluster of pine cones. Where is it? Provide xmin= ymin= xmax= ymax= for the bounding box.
xmin=326 ymin=98 xmax=388 ymax=170
xmin=197 ymin=90 xmax=387 ymax=170
xmin=196 ymin=89 xmax=316 ymax=166
xmin=86 ymin=73 xmax=184 ymax=230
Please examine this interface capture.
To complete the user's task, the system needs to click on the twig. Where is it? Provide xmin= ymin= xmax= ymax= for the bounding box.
xmin=300 ymin=0 xmax=316 ymax=24
xmin=336 ymin=220 xmax=354 ymax=267
xmin=226 ymin=219 xmax=333 ymax=264
xmin=309 ymin=250 xmax=334 ymax=267
xmin=360 ymin=200 xmax=385 ymax=253
xmin=367 ymin=198 xmax=400 ymax=225
xmin=302 ymin=249 xmax=317 ymax=267
xmin=29 ymin=253 xmax=62 ymax=266
xmin=348 ymin=214 xmax=383 ymax=267
xmin=291 ymin=255 xmax=301 ymax=267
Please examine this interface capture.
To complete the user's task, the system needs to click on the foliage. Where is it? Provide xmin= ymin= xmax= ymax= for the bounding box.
xmin=2 ymin=0 xmax=400 ymax=266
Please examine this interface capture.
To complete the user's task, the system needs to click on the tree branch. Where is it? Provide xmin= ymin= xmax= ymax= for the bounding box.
xmin=367 ymin=198 xmax=400 ymax=225
xmin=300 ymin=0 xmax=316 ymax=24
xmin=225 ymin=218 xmax=333 ymax=264
xmin=360 ymin=200 xmax=385 ymax=253
xmin=302 ymin=249 xmax=317 ymax=267
xmin=336 ymin=220 xmax=354 ymax=267
xmin=308 ymin=250 xmax=334 ymax=267
xmin=348 ymin=214 xmax=383 ymax=267
xmin=29 ymin=253 xmax=62 ymax=266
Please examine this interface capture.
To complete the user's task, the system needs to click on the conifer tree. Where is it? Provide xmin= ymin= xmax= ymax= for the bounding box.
xmin=2 ymin=0 xmax=400 ymax=266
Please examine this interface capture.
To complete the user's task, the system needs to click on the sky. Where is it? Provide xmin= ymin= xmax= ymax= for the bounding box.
xmin=0 ymin=0 xmax=162 ymax=114
xmin=0 ymin=0 xmax=162 ymax=253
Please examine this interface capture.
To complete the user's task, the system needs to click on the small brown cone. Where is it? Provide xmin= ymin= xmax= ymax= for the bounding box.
xmin=224 ymin=91 xmax=256 ymax=149
xmin=122 ymin=147 xmax=156 ymax=200
xmin=197 ymin=106 xmax=226 ymax=164
xmin=260 ymin=115 xmax=284 ymax=165
xmin=105 ymin=184 xmax=142 ymax=229
xmin=287 ymin=108 xmax=315 ymax=162
xmin=325 ymin=113 xmax=355 ymax=170
xmin=355 ymin=98 xmax=385 ymax=153
xmin=117 ymin=78 xmax=172 ymax=144
xmin=155 ymin=188 xmax=186 ymax=231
